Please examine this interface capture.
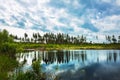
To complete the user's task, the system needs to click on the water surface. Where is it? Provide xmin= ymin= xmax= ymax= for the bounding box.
xmin=16 ymin=50 xmax=120 ymax=80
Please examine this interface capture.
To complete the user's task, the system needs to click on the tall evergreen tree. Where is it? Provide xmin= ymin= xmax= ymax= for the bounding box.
xmin=24 ymin=33 xmax=28 ymax=42
xmin=112 ymin=35 xmax=117 ymax=43
xmin=118 ymin=36 xmax=120 ymax=43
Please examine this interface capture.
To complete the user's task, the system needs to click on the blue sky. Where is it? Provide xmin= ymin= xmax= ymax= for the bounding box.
xmin=0 ymin=0 xmax=120 ymax=42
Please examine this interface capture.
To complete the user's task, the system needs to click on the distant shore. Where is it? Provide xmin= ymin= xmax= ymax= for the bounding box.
xmin=16 ymin=43 xmax=120 ymax=52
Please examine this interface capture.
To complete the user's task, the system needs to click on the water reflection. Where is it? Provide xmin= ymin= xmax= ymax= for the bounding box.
xmin=16 ymin=50 xmax=120 ymax=80
xmin=42 ymin=50 xmax=87 ymax=64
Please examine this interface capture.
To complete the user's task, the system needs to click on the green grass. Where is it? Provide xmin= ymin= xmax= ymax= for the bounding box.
xmin=0 ymin=54 xmax=18 ymax=80
xmin=14 ymin=43 xmax=120 ymax=52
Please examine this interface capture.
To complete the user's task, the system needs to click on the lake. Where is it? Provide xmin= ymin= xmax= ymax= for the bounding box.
xmin=16 ymin=50 xmax=120 ymax=80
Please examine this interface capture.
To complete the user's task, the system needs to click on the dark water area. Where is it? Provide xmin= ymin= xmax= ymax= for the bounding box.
xmin=16 ymin=50 xmax=120 ymax=80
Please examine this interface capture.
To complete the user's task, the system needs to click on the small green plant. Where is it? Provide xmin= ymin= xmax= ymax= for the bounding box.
xmin=32 ymin=61 xmax=41 ymax=75
xmin=10 ymin=60 xmax=46 ymax=80
xmin=14 ymin=71 xmax=36 ymax=80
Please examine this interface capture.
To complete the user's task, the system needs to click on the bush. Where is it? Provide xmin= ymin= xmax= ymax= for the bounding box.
xmin=0 ymin=54 xmax=18 ymax=80
xmin=32 ymin=61 xmax=41 ymax=75
xmin=0 ymin=43 xmax=16 ymax=54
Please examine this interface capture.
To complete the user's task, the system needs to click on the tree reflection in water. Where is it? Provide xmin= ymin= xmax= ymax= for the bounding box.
xmin=41 ymin=50 xmax=87 ymax=64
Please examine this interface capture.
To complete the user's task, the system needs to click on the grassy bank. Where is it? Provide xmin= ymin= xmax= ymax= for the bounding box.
xmin=15 ymin=43 xmax=120 ymax=51
xmin=0 ymin=54 xmax=18 ymax=80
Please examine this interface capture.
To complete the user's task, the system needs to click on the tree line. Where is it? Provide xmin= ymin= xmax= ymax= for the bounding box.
xmin=11 ymin=33 xmax=87 ymax=44
xmin=0 ymin=29 xmax=120 ymax=44
xmin=11 ymin=32 xmax=120 ymax=44
xmin=106 ymin=35 xmax=120 ymax=44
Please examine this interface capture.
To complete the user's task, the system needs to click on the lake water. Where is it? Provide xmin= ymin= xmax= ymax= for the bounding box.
xmin=16 ymin=50 xmax=120 ymax=80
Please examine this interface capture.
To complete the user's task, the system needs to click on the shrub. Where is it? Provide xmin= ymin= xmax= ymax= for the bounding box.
xmin=32 ymin=61 xmax=41 ymax=75
xmin=0 ymin=54 xmax=18 ymax=80
xmin=0 ymin=43 xmax=16 ymax=54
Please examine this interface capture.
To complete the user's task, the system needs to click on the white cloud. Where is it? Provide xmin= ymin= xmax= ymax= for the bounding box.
xmin=92 ymin=15 xmax=120 ymax=32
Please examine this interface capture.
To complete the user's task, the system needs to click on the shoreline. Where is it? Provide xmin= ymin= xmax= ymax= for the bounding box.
xmin=24 ymin=47 xmax=120 ymax=51
xmin=15 ymin=43 xmax=120 ymax=52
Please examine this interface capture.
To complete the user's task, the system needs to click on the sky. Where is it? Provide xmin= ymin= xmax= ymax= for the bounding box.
xmin=0 ymin=0 xmax=120 ymax=42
